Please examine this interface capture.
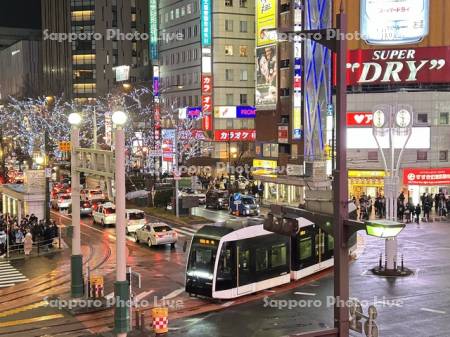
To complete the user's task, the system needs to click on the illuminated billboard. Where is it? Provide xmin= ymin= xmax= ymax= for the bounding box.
xmin=201 ymin=0 xmax=212 ymax=47
xmin=149 ymin=0 xmax=158 ymax=60
xmin=347 ymin=127 xmax=430 ymax=149
xmin=256 ymin=45 xmax=277 ymax=108
xmin=360 ymin=0 xmax=430 ymax=45
xmin=256 ymin=0 xmax=277 ymax=46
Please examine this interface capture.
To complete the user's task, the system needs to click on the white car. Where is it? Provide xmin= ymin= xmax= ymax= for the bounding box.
xmin=179 ymin=188 xmax=206 ymax=204
xmin=92 ymin=202 xmax=116 ymax=227
xmin=125 ymin=209 xmax=146 ymax=235
xmin=51 ymin=194 xmax=72 ymax=211
xmin=134 ymin=223 xmax=177 ymax=247
xmin=81 ymin=189 xmax=106 ymax=202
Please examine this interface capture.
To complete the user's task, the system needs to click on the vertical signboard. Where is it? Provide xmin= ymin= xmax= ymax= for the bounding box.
xmin=256 ymin=0 xmax=277 ymax=46
xmin=360 ymin=0 xmax=429 ymax=45
xmin=292 ymin=0 xmax=302 ymax=139
xmin=161 ymin=129 xmax=176 ymax=163
xmin=149 ymin=0 xmax=158 ymax=60
xmin=201 ymin=0 xmax=212 ymax=47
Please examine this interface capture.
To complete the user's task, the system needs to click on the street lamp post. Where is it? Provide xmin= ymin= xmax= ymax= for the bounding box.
xmin=112 ymin=110 xmax=130 ymax=336
xmin=68 ymin=112 xmax=83 ymax=298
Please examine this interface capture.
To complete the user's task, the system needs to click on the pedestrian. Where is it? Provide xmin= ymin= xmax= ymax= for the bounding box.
xmin=24 ymin=230 xmax=33 ymax=255
xmin=423 ymin=199 xmax=431 ymax=222
xmin=415 ymin=204 xmax=421 ymax=224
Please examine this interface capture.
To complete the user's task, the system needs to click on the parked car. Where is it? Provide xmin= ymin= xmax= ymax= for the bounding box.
xmin=179 ymin=188 xmax=206 ymax=204
xmin=134 ymin=223 xmax=177 ymax=247
xmin=125 ymin=209 xmax=146 ymax=234
xmin=81 ymin=189 xmax=106 ymax=201
xmin=229 ymin=193 xmax=260 ymax=216
xmin=92 ymin=202 xmax=116 ymax=227
xmin=205 ymin=190 xmax=229 ymax=209
xmin=51 ymin=194 xmax=72 ymax=211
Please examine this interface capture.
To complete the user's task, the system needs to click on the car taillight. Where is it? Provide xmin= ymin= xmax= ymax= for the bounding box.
xmin=156 ymin=233 xmax=164 ymax=238
xmin=172 ymin=232 xmax=177 ymax=237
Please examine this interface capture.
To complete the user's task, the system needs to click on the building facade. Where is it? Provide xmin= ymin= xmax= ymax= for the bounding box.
xmin=157 ymin=0 xmax=256 ymax=160
xmin=42 ymin=0 xmax=151 ymax=101
xmin=0 ymin=40 xmax=43 ymax=99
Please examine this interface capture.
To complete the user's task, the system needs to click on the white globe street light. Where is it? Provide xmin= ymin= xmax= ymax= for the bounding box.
xmin=68 ymin=112 xmax=82 ymax=126
xmin=112 ymin=110 xmax=128 ymax=126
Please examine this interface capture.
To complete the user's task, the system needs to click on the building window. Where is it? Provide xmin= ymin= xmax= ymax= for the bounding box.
xmin=440 ymin=150 xmax=448 ymax=162
xmin=225 ymin=45 xmax=233 ymax=56
xmin=417 ymin=150 xmax=428 ymax=161
xmin=417 ymin=113 xmax=428 ymax=124
xmin=440 ymin=112 xmax=449 ymax=125
xmin=240 ymin=0 xmax=247 ymax=7
xmin=165 ymin=12 xmax=169 ymax=22
xmin=240 ymin=69 xmax=248 ymax=81
xmin=225 ymin=0 xmax=233 ymax=6
xmin=239 ymin=45 xmax=248 ymax=57
xmin=240 ymin=94 xmax=248 ymax=104
xmin=226 ymin=94 xmax=234 ymax=105
xmin=187 ymin=3 xmax=192 ymax=14
xmin=240 ymin=21 xmax=248 ymax=32
xmin=175 ymin=8 xmax=180 ymax=18
xmin=225 ymin=20 xmax=233 ymax=31
xmin=181 ymin=6 xmax=185 ymax=16
xmin=225 ymin=69 xmax=233 ymax=81
xmin=170 ymin=10 xmax=174 ymax=20
xmin=368 ymin=151 xmax=378 ymax=161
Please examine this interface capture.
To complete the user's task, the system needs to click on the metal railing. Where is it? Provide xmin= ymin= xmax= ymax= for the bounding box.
xmin=1 ymin=229 xmax=62 ymax=258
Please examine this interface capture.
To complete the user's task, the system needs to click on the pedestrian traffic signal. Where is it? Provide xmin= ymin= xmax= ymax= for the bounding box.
xmin=264 ymin=213 xmax=300 ymax=236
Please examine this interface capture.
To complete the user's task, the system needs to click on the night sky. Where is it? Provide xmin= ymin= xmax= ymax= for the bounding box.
xmin=0 ymin=0 xmax=41 ymax=29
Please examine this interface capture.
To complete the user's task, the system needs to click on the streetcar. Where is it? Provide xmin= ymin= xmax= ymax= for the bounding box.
xmin=185 ymin=215 xmax=346 ymax=299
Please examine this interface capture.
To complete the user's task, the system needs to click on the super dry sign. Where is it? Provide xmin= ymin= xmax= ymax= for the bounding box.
xmin=345 ymin=47 xmax=450 ymax=85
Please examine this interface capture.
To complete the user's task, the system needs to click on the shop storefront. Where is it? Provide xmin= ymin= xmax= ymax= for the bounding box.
xmin=253 ymin=160 xmax=305 ymax=206
xmin=403 ymin=168 xmax=450 ymax=205
xmin=348 ymin=170 xmax=386 ymax=199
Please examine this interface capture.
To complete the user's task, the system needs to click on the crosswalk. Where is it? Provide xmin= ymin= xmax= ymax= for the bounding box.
xmin=0 ymin=260 xmax=29 ymax=288
xmin=175 ymin=226 xmax=198 ymax=238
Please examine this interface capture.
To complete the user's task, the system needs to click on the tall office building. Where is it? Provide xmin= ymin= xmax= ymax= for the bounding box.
xmin=42 ymin=0 xmax=151 ymax=102
xmin=157 ymin=0 xmax=256 ymax=160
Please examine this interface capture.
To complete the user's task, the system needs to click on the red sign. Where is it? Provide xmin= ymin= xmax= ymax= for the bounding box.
xmin=202 ymin=115 xmax=212 ymax=131
xmin=347 ymin=112 xmax=373 ymax=126
xmin=345 ymin=47 xmax=450 ymax=85
xmin=403 ymin=168 xmax=450 ymax=186
xmin=278 ymin=126 xmax=288 ymax=143
xmin=214 ymin=130 xmax=256 ymax=141
xmin=202 ymin=95 xmax=212 ymax=114
xmin=202 ymin=76 xmax=213 ymax=94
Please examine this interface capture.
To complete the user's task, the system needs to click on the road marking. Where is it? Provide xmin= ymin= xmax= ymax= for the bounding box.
xmin=264 ymin=290 xmax=276 ymax=293
xmin=420 ymin=308 xmax=446 ymax=314
xmin=221 ymin=301 xmax=235 ymax=307
xmin=161 ymin=287 xmax=185 ymax=300
xmin=360 ymin=270 xmax=368 ymax=276
xmin=0 ymin=301 xmax=47 ymax=318
xmin=0 ymin=314 xmax=64 ymax=328
xmin=134 ymin=290 xmax=155 ymax=302
xmin=294 ymin=292 xmax=317 ymax=296
xmin=0 ymin=261 xmax=28 ymax=288
xmin=175 ymin=228 xmax=195 ymax=237
xmin=181 ymin=227 xmax=197 ymax=233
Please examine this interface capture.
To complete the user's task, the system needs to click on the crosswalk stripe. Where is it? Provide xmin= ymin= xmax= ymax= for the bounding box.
xmin=181 ymin=227 xmax=197 ymax=233
xmin=175 ymin=228 xmax=195 ymax=236
xmin=0 ymin=261 xmax=28 ymax=288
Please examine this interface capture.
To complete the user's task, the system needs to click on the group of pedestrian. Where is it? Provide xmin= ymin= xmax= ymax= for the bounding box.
xmin=0 ymin=213 xmax=58 ymax=257
xmin=352 ymin=193 xmax=374 ymax=221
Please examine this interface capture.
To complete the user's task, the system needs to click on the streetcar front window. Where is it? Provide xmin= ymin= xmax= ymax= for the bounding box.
xmin=187 ymin=244 xmax=216 ymax=280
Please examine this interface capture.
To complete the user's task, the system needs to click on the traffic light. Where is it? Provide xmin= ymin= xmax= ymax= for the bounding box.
xmin=264 ymin=213 xmax=300 ymax=236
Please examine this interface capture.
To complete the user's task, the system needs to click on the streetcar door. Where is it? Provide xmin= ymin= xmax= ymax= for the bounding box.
xmin=315 ymin=229 xmax=326 ymax=264
xmin=237 ymin=243 xmax=252 ymax=295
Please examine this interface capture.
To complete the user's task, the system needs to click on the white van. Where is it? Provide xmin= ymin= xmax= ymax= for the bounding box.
xmin=125 ymin=209 xmax=146 ymax=234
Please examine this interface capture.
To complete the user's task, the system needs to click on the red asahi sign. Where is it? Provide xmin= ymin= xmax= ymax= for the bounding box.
xmin=403 ymin=168 xmax=450 ymax=186
xmin=346 ymin=46 xmax=450 ymax=85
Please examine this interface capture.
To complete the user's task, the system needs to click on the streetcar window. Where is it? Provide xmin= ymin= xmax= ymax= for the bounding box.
xmin=239 ymin=249 xmax=250 ymax=271
xmin=299 ymin=237 xmax=312 ymax=260
xmin=271 ymin=243 xmax=287 ymax=268
xmin=217 ymin=246 xmax=232 ymax=277
xmin=255 ymin=248 xmax=268 ymax=271
xmin=328 ymin=235 xmax=334 ymax=251
xmin=188 ymin=245 xmax=216 ymax=278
